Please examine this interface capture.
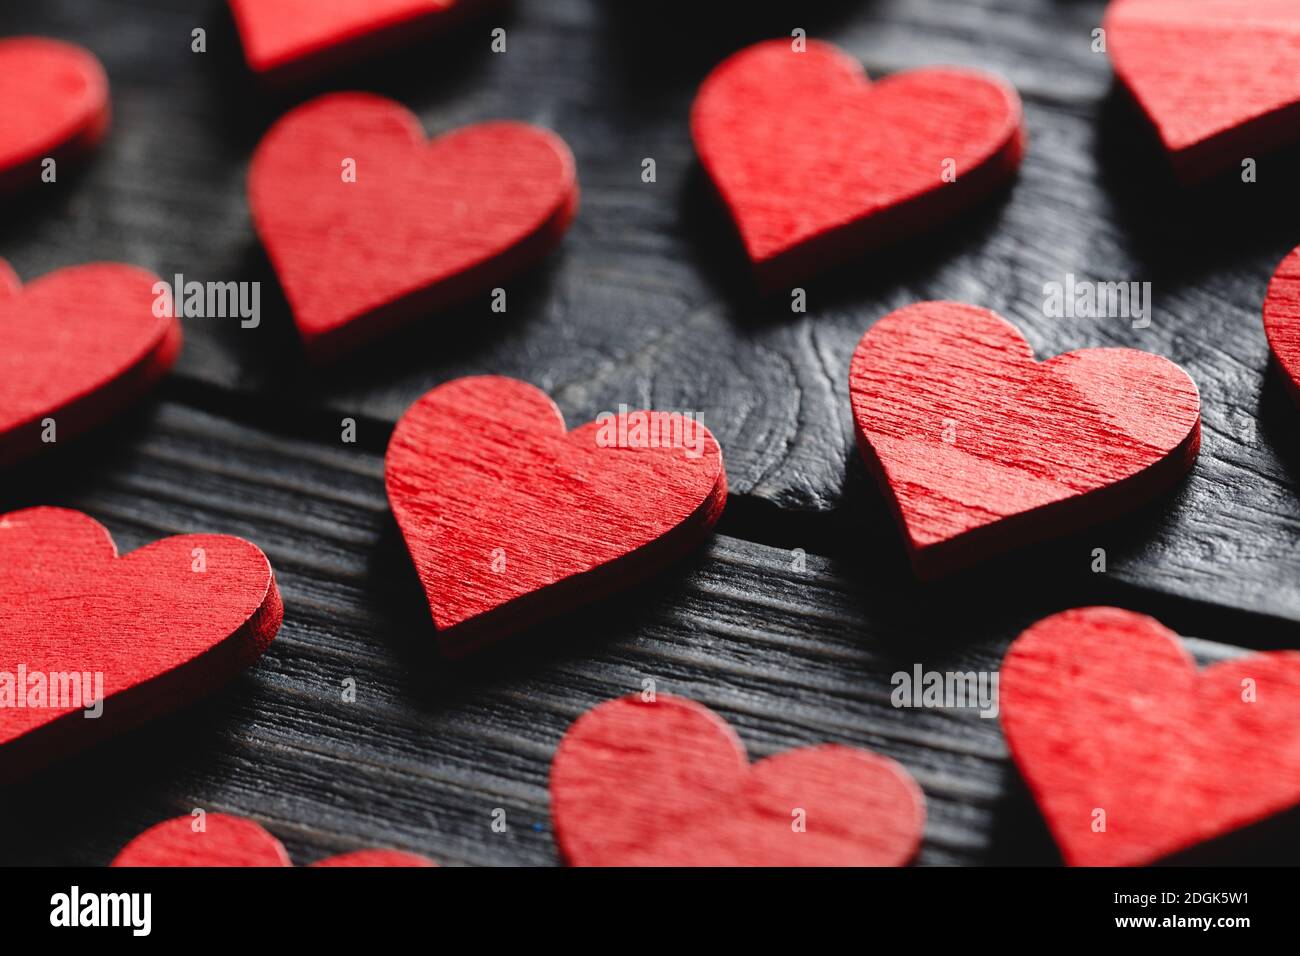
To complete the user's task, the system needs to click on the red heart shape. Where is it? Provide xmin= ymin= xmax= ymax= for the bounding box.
xmin=691 ymin=39 xmax=1024 ymax=291
xmin=848 ymin=302 xmax=1201 ymax=578
xmin=550 ymin=694 xmax=925 ymax=866
xmin=0 ymin=508 xmax=282 ymax=782
xmin=0 ymin=37 xmax=109 ymax=196
xmin=1264 ymin=245 xmax=1300 ymax=404
xmin=1001 ymin=607 xmax=1300 ymax=866
xmin=384 ymin=376 xmax=727 ymax=658
xmin=1106 ymin=0 xmax=1300 ymax=183
xmin=111 ymin=813 xmax=435 ymax=866
xmin=227 ymin=0 xmax=483 ymax=81
xmin=0 ymin=260 xmax=181 ymax=469
xmin=249 ymin=94 xmax=578 ymax=361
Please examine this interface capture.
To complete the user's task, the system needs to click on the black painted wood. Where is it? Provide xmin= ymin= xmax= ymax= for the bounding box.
xmin=1 ymin=0 xmax=1298 ymax=866
xmin=3 ymin=0 xmax=1298 ymax=624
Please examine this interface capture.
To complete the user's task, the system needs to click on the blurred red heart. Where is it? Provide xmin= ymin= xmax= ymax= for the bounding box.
xmin=227 ymin=0 xmax=487 ymax=81
xmin=0 ymin=509 xmax=281 ymax=782
xmin=249 ymin=94 xmax=578 ymax=361
xmin=0 ymin=37 xmax=109 ymax=196
xmin=1001 ymin=607 xmax=1300 ymax=865
xmin=691 ymin=39 xmax=1023 ymax=290
xmin=112 ymin=813 xmax=435 ymax=866
xmin=0 ymin=260 xmax=180 ymax=468
xmin=550 ymin=694 xmax=925 ymax=866
xmin=1106 ymin=0 xmax=1300 ymax=183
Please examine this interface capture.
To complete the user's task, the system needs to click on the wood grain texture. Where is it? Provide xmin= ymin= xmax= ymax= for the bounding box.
xmin=1263 ymin=245 xmax=1300 ymax=404
xmin=1001 ymin=607 xmax=1300 ymax=867
xmin=0 ymin=261 xmax=180 ymax=468
xmin=249 ymin=95 xmax=578 ymax=360
xmin=2 ymin=0 xmax=1299 ymax=868
xmin=0 ymin=400 xmax=1284 ymax=866
xmin=691 ymin=39 xmax=1024 ymax=291
xmin=0 ymin=36 xmax=109 ymax=196
xmin=111 ymin=812 xmax=436 ymax=866
xmin=849 ymin=301 xmax=1201 ymax=578
xmin=385 ymin=376 xmax=727 ymax=657
xmin=2 ymin=0 xmax=1293 ymax=623
xmin=0 ymin=506 xmax=282 ymax=783
xmin=1105 ymin=0 xmax=1300 ymax=184
xmin=550 ymin=693 xmax=925 ymax=866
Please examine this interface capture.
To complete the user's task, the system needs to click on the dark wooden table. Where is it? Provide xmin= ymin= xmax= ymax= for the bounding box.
xmin=2 ymin=0 xmax=1297 ymax=866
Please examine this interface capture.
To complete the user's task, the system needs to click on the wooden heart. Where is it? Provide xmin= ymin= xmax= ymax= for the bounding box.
xmin=1001 ymin=607 xmax=1300 ymax=866
xmin=0 ymin=37 xmax=109 ymax=196
xmin=384 ymin=376 xmax=727 ymax=657
xmin=0 ymin=260 xmax=181 ymax=468
xmin=249 ymin=94 xmax=578 ymax=361
xmin=691 ymin=38 xmax=1024 ymax=291
xmin=1264 ymin=245 xmax=1300 ymax=404
xmin=550 ymin=694 xmax=925 ymax=866
xmin=0 ymin=508 xmax=282 ymax=782
xmin=848 ymin=302 xmax=1201 ymax=578
xmin=1106 ymin=0 xmax=1300 ymax=183
xmin=112 ymin=813 xmax=435 ymax=866
xmin=227 ymin=0 xmax=486 ymax=82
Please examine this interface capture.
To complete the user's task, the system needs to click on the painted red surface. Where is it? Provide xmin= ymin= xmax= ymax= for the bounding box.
xmin=1264 ymin=245 xmax=1300 ymax=404
xmin=309 ymin=850 xmax=436 ymax=868
xmin=227 ymin=0 xmax=485 ymax=81
xmin=0 ymin=509 xmax=282 ymax=782
xmin=1106 ymin=0 xmax=1300 ymax=183
xmin=550 ymin=694 xmax=925 ymax=866
xmin=1001 ymin=607 xmax=1300 ymax=866
xmin=0 ymin=260 xmax=180 ymax=468
xmin=691 ymin=39 xmax=1024 ymax=291
xmin=848 ymin=302 xmax=1201 ymax=578
xmin=385 ymin=376 xmax=727 ymax=657
xmin=0 ymin=38 xmax=109 ymax=196
xmin=112 ymin=813 xmax=435 ymax=866
xmin=249 ymin=94 xmax=578 ymax=361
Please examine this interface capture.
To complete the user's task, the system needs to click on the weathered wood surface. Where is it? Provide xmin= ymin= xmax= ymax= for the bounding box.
xmin=1 ymin=0 xmax=1298 ymax=866
xmin=3 ymin=0 xmax=1298 ymax=624
xmin=0 ymin=401 xmax=1260 ymax=866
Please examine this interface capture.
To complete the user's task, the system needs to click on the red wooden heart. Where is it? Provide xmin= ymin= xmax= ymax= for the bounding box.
xmin=0 ymin=260 xmax=181 ymax=469
xmin=691 ymin=39 xmax=1024 ymax=292
xmin=309 ymin=849 xmax=435 ymax=867
xmin=0 ymin=37 xmax=109 ymax=196
xmin=227 ymin=0 xmax=486 ymax=82
xmin=1264 ymin=245 xmax=1300 ymax=405
xmin=1001 ymin=607 xmax=1300 ymax=866
xmin=848 ymin=302 xmax=1201 ymax=578
xmin=1106 ymin=0 xmax=1300 ymax=184
xmin=0 ymin=508 xmax=282 ymax=782
xmin=249 ymin=94 xmax=578 ymax=362
xmin=385 ymin=376 xmax=727 ymax=658
xmin=111 ymin=813 xmax=435 ymax=866
xmin=550 ymin=694 xmax=925 ymax=866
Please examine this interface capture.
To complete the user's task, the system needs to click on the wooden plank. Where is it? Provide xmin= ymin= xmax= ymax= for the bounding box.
xmin=2 ymin=0 xmax=1297 ymax=622
xmin=0 ymin=400 xmax=1262 ymax=866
